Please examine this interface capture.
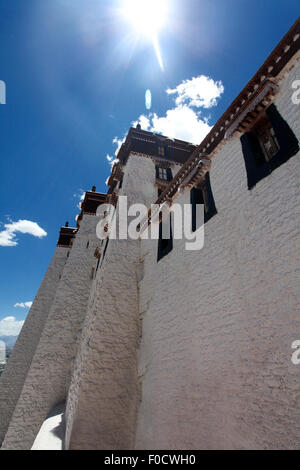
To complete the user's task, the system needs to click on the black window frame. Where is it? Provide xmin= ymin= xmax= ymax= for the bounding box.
xmin=98 ymin=238 xmax=109 ymax=270
xmin=241 ymin=103 xmax=299 ymax=190
xmin=190 ymin=172 xmax=217 ymax=232
xmin=157 ymin=213 xmax=173 ymax=262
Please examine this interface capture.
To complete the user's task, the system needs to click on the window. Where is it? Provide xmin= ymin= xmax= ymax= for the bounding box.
xmin=158 ymin=144 xmax=168 ymax=157
xmin=241 ymin=104 xmax=299 ymax=189
xmin=256 ymin=120 xmax=279 ymax=161
xmin=96 ymin=238 xmax=110 ymax=273
xmin=190 ymin=173 xmax=217 ymax=231
xmin=157 ymin=213 xmax=173 ymax=262
xmin=101 ymin=238 xmax=109 ymax=267
xmin=155 ymin=165 xmax=172 ymax=181
xmin=158 ymin=145 xmax=164 ymax=156
xmin=159 ymin=167 xmax=167 ymax=180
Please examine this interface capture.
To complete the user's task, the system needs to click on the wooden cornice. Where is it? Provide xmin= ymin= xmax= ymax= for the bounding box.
xmin=57 ymin=226 xmax=77 ymax=247
xmin=155 ymin=17 xmax=300 ymax=207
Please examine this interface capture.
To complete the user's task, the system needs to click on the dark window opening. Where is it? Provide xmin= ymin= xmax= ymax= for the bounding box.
xmin=157 ymin=213 xmax=173 ymax=262
xmin=255 ymin=118 xmax=280 ymax=161
xmin=119 ymin=177 xmax=123 ymax=189
xmin=98 ymin=238 xmax=109 ymax=271
xmin=102 ymin=238 xmax=109 ymax=261
xmin=190 ymin=173 xmax=217 ymax=231
xmin=241 ymin=103 xmax=299 ymax=189
xmin=86 ymin=240 xmax=89 ymax=249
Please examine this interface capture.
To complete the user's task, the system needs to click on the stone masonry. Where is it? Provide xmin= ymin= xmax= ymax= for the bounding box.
xmin=1 ymin=214 xmax=100 ymax=449
xmin=0 ymin=246 xmax=68 ymax=446
xmin=0 ymin=24 xmax=299 ymax=450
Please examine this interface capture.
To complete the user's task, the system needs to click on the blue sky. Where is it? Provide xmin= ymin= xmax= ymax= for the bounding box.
xmin=0 ymin=0 xmax=299 ymax=334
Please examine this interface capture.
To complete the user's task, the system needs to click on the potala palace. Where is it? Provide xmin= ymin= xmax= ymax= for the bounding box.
xmin=0 ymin=19 xmax=299 ymax=450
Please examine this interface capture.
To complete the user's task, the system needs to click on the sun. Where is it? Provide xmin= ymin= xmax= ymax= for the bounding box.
xmin=121 ymin=0 xmax=168 ymax=69
xmin=122 ymin=0 xmax=167 ymax=37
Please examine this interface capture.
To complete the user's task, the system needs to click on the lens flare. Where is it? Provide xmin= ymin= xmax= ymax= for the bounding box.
xmin=123 ymin=0 xmax=167 ymax=36
xmin=145 ymin=89 xmax=152 ymax=110
xmin=122 ymin=0 xmax=167 ymax=70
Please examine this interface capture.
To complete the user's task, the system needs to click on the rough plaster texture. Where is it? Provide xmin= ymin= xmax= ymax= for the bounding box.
xmin=1 ymin=214 xmax=100 ymax=450
xmin=64 ymin=155 xmax=162 ymax=449
xmin=1 ymin=60 xmax=299 ymax=451
xmin=135 ymin=64 xmax=300 ymax=449
xmin=0 ymin=246 xmax=68 ymax=446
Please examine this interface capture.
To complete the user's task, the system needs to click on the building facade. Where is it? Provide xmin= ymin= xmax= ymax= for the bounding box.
xmin=0 ymin=19 xmax=299 ymax=450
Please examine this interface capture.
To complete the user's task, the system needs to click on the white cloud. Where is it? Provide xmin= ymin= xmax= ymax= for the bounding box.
xmin=135 ymin=105 xmax=211 ymax=144
xmin=0 ymin=316 xmax=24 ymax=336
xmin=0 ymin=220 xmax=47 ymax=247
xmin=78 ymin=192 xmax=85 ymax=209
xmin=106 ymin=153 xmax=118 ymax=167
xmin=14 ymin=302 xmax=32 ymax=309
xmin=132 ymin=115 xmax=151 ymax=131
xmin=106 ymin=154 xmax=114 ymax=163
xmin=115 ymin=74 xmax=224 ymax=154
xmin=112 ymin=136 xmax=125 ymax=156
xmin=106 ymin=136 xmax=125 ymax=168
xmin=167 ymin=75 xmax=224 ymax=109
xmin=73 ymin=191 xmax=85 ymax=210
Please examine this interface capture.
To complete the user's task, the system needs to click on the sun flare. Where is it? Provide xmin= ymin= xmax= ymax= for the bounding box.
xmin=123 ymin=0 xmax=167 ymax=36
xmin=122 ymin=0 xmax=168 ymax=69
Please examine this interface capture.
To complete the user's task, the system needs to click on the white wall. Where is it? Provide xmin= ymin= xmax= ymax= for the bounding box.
xmin=1 ymin=214 xmax=100 ymax=450
xmin=64 ymin=155 xmax=161 ymax=449
xmin=2 ymin=58 xmax=299 ymax=450
xmin=0 ymin=246 xmax=68 ymax=446
xmin=135 ymin=62 xmax=300 ymax=449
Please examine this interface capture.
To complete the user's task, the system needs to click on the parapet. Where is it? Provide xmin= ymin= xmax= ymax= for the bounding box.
xmin=57 ymin=225 xmax=77 ymax=248
xmin=76 ymin=188 xmax=107 ymax=228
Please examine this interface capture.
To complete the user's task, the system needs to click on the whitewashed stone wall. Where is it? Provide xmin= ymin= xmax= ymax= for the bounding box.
xmin=2 ymin=60 xmax=298 ymax=450
xmin=135 ymin=63 xmax=300 ymax=449
xmin=0 ymin=246 xmax=68 ymax=446
xmin=1 ymin=214 xmax=100 ymax=450
xmin=64 ymin=155 xmax=164 ymax=449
